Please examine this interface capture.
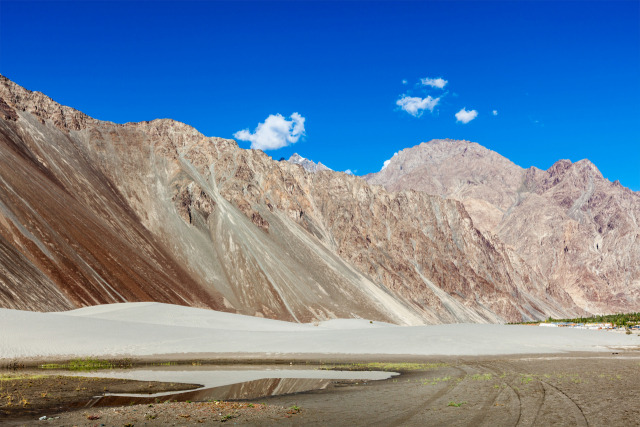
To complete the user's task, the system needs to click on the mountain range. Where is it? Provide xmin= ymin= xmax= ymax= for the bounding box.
xmin=1 ymin=75 xmax=636 ymax=324
xmin=365 ymin=140 xmax=640 ymax=315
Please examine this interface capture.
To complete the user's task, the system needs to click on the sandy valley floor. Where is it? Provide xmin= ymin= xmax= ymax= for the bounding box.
xmin=2 ymin=303 xmax=639 ymax=359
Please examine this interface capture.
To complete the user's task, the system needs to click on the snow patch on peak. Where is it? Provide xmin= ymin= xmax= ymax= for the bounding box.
xmin=289 ymin=153 xmax=306 ymax=162
xmin=288 ymin=153 xmax=332 ymax=173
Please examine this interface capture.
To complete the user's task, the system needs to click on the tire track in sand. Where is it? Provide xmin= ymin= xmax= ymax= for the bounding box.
xmin=481 ymin=360 xmax=588 ymax=427
xmin=497 ymin=361 xmax=546 ymax=427
xmin=538 ymin=380 xmax=589 ymax=427
xmin=469 ymin=362 xmax=524 ymax=427
xmin=369 ymin=365 xmax=468 ymax=427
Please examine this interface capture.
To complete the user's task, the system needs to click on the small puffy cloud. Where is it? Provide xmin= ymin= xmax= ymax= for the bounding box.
xmin=234 ymin=113 xmax=305 ymax=150
xmin=381 ymin=152 xmax=398 ymax=171
xmin=396 ymin=95 xmax=440 ymax=117
xmin=530 ymin=117 xmax=544 ymax=126
xmin=344 ymin=169 xmax=354 ymax=175
xmin=492 ymin=110 xmax=498 ymax=116
xmin=455 ymin=108 xmax=478 ymax=124
xmin=421 ymin=77 xmax=448 ymax=89
xmin=402 ymin=79 xmax=408 ymax=85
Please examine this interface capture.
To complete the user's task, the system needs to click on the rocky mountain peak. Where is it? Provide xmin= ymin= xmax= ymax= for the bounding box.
xmin=366 ymin=139 xmax=526 ymax=232
xmin=547 ymin=158 xmax=602 ymax=180
xmin=381 ymin=139 xmax=487 ymax=171
xmin=573 ymin=159 xmax=603 ymax=178
xmin=534 ymin=158 xmax=605 ymax=195
xmin=546 ymin=158 xmax=573 ymax=177
xmin=287 ymin=153 xmax=332 ymax=173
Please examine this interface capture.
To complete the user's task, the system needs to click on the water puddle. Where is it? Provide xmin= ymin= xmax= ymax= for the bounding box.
xmin=66 ymin=365 xmax=398 ymax=407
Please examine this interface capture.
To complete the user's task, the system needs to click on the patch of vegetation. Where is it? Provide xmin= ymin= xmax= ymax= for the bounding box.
xmin=221 ymin=414 xmax=236 ymax=422
xmin=447 ymin=401 xmax=466 ymax=407
xmin=422 ymin=376 xmax=452 ymax=385
xmin=0 ymin=374 xmax=46 ymax=381
xmin=286 ymin=405 xmax=301 ymax=415
xmin=39 ymin=358 xmax=132 ymax=371
xmin=512 ymin=312 xmax=640 ymax=327
xmin=471 ymin=373 xmax=492 ymax=381
xmin=520 ymin=375 xmax=533 ymax=385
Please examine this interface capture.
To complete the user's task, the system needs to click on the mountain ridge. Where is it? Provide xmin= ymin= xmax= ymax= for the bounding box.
xmin=0 ymin=76 xmax=590 ymax=323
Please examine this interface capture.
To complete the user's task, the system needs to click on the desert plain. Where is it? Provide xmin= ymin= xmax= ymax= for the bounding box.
xmin=2 ymin=303 xmax=639 ymax=426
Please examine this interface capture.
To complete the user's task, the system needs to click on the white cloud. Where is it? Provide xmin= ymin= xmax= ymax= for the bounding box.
xmin=455 ymin=108 xmax=478 ymax=124
xmin=492 ymin=110 xmax=498 ymax=116
xmin=402 ymin=79 xmax=408 ymax=85
xmin=234 ymin=113 xmax=305 ymax=150
xmin=421 ymin=77 xmax=448 ymax=89
xmin=396 ymin=95 xmax=440 ymax=117
xmin=381 ymin=152 xmax=398 ymax=171
xmin=344 ymin=169 xmax=354 ymax=175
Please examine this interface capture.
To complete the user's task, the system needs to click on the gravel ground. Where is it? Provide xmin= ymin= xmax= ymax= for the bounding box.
xmin=30 ymin=401 xmax=300 ymax=426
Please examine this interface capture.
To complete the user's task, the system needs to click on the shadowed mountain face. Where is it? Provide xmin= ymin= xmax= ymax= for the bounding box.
xmin=0 ymin=77 xmax=585 ymax=323
xmin=366 ymin=139 xmax=640 ymax=314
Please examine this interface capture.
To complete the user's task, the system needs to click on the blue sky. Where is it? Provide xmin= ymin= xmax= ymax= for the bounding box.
xmin=1 ymin=1 xmax=638 ymax=189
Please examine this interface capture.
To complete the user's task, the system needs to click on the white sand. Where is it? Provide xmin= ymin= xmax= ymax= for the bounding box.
xmin=1 ymin=302 xmax=638 ymax=360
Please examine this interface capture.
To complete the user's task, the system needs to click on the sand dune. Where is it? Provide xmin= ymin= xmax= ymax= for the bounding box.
xmin=1 ymin=303 xmax=637 ymax=360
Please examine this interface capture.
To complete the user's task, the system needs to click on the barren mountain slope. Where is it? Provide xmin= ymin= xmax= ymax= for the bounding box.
xmin=0 ymin=77 xmax=583 ymax=322
xmin=0 ymin=86 xmax=225 ymax=313
xmin=366 ymin=139 xmax=640 ymax=314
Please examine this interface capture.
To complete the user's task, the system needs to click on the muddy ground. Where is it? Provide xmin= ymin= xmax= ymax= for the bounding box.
xmin=0 ymin=375 xmax=199 ymax=420
xmin=2 ymin=353 xmax=639 ymax=426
